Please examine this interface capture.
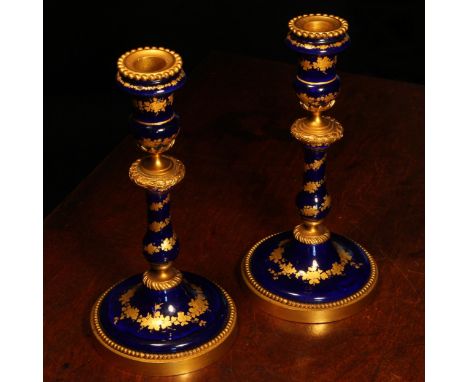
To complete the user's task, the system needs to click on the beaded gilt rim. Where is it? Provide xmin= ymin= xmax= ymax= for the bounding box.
xmin=116 ymin=71 xmax=185 ymax=92
xmin=242 ymin=232 xmax=378 ymax=310
xmin=118 ymin=47 xmax=183 ymax=82
xmin=91 ymin=279 xmax=237 ymax=362
xmin=289 ymin=14 xmax=348 ymax=39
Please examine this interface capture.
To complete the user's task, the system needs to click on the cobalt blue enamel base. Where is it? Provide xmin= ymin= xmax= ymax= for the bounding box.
xmin=250 ymin=231 xmax=371 ymax=303
xmin=91 ymin=271 xmax=237 ymax=375
xmin=242 ymin=231 xmax=378 ymax=323
xmin=96 ymin=272 xmax=232 ymax=353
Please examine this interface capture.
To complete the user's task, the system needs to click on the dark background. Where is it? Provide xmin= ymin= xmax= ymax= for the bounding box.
xmin=44 ymin=0 xmax=424 ymax=216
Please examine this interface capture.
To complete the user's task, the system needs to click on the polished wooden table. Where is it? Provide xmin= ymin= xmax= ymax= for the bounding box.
xmin=44 ymin=53 xmax=424 ymax=381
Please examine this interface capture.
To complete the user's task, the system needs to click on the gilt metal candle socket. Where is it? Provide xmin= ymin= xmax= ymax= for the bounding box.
xmin=90 ymin=47 xmax=237 ymax=376
xmin=241 ymin=14 xmax=378 ymax=323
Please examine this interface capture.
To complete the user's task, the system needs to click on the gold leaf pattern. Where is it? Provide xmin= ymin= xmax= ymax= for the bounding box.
xmin=299 ymin=60 xmax=314 ymax=71
xmin=144 ymin=243 xmax=159 ymax=255
xmin=305 ymin=155 xmax=327 ymax=171
xmin=114 ymin=284 xmax=209 ymax=331
xmin=134 ymin=94 xmax=174 ymax=113
xmin=144 ymin=235 xmax=177 ymax=254
xmin=139 ymin=133 xmax=177 ymax=149
xmin=298 ymin=92 xmax=338 ymax=108
xmin=149 ymin=218 xmax=171 ymax=232
xmin=300 ymin=56 xmax=337 ymax=72
xmin=160 ymin=237 xmax=177 ymax=251
xmin=304 ymin=180 xmax=324 ymax=193
xmin=301 ymin=205 xmax=319 ymax=217
xmin=268 ymin=240 xmax=362 ymax=285
xmin=321 ymin=194 xmax=331 ymax=210
xmin=300 ymin=195 xmax=331 ymax=217
xmin=149 ymin=195 xmax=170 ymax=211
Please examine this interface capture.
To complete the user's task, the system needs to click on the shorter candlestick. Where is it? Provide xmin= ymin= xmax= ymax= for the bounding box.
xmin=241 ymin=14 xmax=378 ymax=323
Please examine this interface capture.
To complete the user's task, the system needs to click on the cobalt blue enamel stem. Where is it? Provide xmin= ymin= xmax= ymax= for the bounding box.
xmin=143 ymin=191 xmax=179 ymax=264
xmin=297 ymin=147 xmax=330 ymax=221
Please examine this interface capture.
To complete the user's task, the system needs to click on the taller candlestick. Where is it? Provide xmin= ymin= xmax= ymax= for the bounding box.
xmin=241 ymin=14 xmax=378 ymax=323
xmin=91 ymin=47 xmax=237 ymax=375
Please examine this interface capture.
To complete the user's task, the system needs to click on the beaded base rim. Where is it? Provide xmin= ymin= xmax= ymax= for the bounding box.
xmin=241 ymin=231 xmax=378 ymax=323
xmin=90 ymin=277 xmax=237 ymax=375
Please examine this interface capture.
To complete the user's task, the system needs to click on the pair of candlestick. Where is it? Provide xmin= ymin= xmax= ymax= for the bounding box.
xmin=90 ymin=14 xmax=378 ymax=376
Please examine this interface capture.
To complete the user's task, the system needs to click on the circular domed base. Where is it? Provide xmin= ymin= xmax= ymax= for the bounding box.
xmin=91 ymin=272 xmax=237 ymax=376
xmin=241 ymin=231 xmax=378 ymax=323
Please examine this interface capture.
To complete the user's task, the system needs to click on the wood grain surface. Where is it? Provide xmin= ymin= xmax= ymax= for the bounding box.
xmin=44 ymin=53 xmax=424 ymax=382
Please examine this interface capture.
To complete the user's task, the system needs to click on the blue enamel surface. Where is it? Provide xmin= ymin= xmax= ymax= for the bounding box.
xmin=296 ymin=148 xmax=331 ymax=221
xmin=130 ymin=115 xmax=180 ymax=141
xmin=287 ymin=32 xmax=349 ymax=109
xmin=119 ymin=69 xmax=185 ymax=153
xmin=98 ymin=272 xmax=230 ymax=353
xmin=294 ymin=76 xmax=340 ymax=98
xmin=297 ymin=54 xmax=336 ymax=83
xmin=143 ymin=191 xmax=179 ymax=263
xmin=305 ymin=149 xmax=327 ymax=179
xmin=250 ymin=231 xmax=371 ymax=304
xmin=132 ymin=99 xmax=175 ymax=121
